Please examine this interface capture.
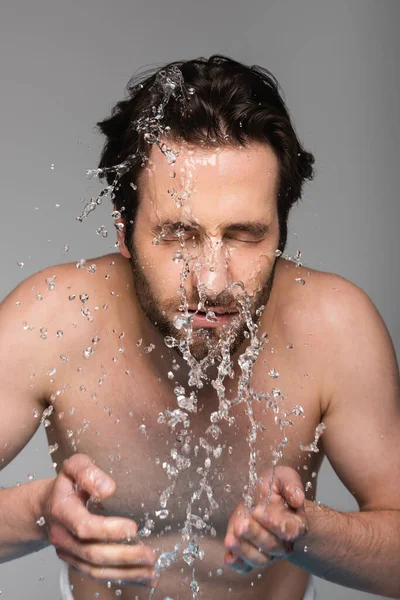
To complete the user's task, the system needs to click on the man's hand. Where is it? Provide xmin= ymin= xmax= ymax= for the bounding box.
xmin=224 ymin=466 xmax=308 ymax=573
xmin=41 ymin=453 xmax=157 ymax=587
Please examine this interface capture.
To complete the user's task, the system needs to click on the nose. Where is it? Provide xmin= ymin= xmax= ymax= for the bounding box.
xmin=192 ymin=238 xmax=231 ymax=296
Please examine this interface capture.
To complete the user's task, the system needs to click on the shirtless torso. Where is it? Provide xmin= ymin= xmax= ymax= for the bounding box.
xmin=8 ymin=253 xmax=336 ymax=600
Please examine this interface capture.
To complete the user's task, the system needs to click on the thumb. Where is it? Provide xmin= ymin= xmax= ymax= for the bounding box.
xmin=62 ymin=454 xmax=116 ymax=501
xmin=275 ymin=467 xmax=305 ymax=508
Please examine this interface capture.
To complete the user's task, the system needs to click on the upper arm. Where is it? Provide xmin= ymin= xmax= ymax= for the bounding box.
xmin=319 ymin=276 xmax=400 ymax=511
xmin=0 ymin=272 xmax=53 ymax=471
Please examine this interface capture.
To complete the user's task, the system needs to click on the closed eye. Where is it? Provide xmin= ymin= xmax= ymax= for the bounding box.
xmin=224 ymin=234 xmax=264 ymax=243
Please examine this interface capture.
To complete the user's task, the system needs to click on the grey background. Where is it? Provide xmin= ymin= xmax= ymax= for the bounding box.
xmin=0 ymin=0 xmax=399 ymax=598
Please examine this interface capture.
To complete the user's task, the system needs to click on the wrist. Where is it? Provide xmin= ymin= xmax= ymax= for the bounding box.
xmin=29 ymin=478 xmax=55 ymax=540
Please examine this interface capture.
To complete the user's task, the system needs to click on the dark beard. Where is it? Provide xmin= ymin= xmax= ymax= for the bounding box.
xmin=130 ymin=244 xmax=277 ymax=361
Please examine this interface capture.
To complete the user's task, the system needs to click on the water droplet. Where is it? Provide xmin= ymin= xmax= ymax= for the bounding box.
xmin=139 ymin=424 xmax=147 ymax=434
xmin=40 ymin=327 xmax=48 ymax=340
xmin=45 ymin=275 xmax=56 ymax=291
xmin=111 ymin=210 xmax=121 ymax=220
xmin=36 ymin=516 xmax=46 ymax=526
xmin=155 ymin=509 xmax=169 ymax=519
xmin=268 ymin=368 xmax=279 ymax=379
xmin=76 ymin=258 xmax=86 ymax=269
xmin=164 ymin=336 xmax=176 ymax=348
xmin=204 ymin=310 xmax=218 ymax=323
xmin=17 ymin=261 xmax=24 ymax=267
xmin=274 ymin=249 xmax=282 ymax=257
xmin=87 ymin=264 xmax=97 ymax=274
xmin=68 ymin=294 xmax=76 ymax=301
xmin=60 ymin=354 xmax=69 ymax=362
xmin=96 ymin=225 xmax=108 ymax=238
xmin=172 ymin=250 xmax=184 ymax=263
xmin=173 ymin=313 xmax=193 ymax=329
xmin=295 ymin=278 xmax=306 ymax=286
xmin=27 ymin=473 xmax=35 ymax=481
xmin=48 ymin=443 xmax=58 ymax=454
xmin=83 ymin=347 xmax=94 ymax=359
xmin=144 ymin=343 xmax=155 ymax=354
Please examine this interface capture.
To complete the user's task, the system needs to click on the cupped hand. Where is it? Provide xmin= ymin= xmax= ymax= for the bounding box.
xmin=224 ymin=466 xmax=308 ymax=573
xmin=42 ymin=453 xmax=158 ymax=587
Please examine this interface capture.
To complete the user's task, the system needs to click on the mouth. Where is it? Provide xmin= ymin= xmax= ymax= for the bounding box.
xmin=184 ymin=307 xmax=239 ymax=327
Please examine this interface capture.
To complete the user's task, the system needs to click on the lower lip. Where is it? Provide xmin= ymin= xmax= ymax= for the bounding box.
xmin=189 ymin=311 xmax=238 ymax=328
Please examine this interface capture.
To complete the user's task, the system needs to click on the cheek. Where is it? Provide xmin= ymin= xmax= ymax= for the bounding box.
xmin=141 ymin=247 xmax=184 ymax=288
xmin=228 ymin=249 xmax=275 ymax=290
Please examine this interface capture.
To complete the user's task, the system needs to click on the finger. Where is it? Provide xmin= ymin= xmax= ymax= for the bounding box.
xmin=51 ymin=525 xmax=156 ymax=566
xmin=253 ymin=505 xmax=307 ymax=542
xmin=225 ymin=545 xmax=277 ymax=573
xmin=56 ymin=550 xmax=158 ymax=587
xmin=230 ymin=517 xmax=288 ymax=558
xmin=62 ymin=454 xmax=116 ymax=500
xmin=50 ymin=494 xmax=138 ymax=543
xmin=225 ymin=503 xmax=250 ymax=536
xmin=272 ymin=467 xmax=305 ymax=508
xmin=224 ymin=551 xmax=254 ymax=573
xmin=228 ymin=537 xmax=270 ymax=569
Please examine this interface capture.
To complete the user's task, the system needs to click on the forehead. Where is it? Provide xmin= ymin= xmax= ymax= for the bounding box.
xmin=138 ymin=140 xmax=279 ymax=223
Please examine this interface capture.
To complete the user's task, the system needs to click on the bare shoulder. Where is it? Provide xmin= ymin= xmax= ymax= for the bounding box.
xmin=275 ymin=259 xmax=397 ymax=415
xmin=276 ymin=257 xmax=375 ymax=311
xmin=276 ymin=258 xmax=387 ymax=335
xmin=0 ymin=254 xmax=130 ymax=384
xmin=1 ymin=253 xmax=125 ymax=324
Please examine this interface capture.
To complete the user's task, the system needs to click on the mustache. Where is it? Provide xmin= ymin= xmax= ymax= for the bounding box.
xmin=183 ymin=290 xmax=241 ymax=312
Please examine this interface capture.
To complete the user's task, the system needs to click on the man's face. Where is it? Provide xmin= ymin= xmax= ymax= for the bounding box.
xmin=118 ymin=140 xmax=281 ymax=360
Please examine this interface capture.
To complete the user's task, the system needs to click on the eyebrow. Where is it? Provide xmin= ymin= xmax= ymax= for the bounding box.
xmin=224 ymin=222 xmax=269 ymax=236
xmin=154 ymin=220 xmax=269 ymax=237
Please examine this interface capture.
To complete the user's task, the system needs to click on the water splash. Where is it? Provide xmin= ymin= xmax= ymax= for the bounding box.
xmin=77 ymin=66 xmax=188 ymax=225
xmin=70 ymin=65 xmax=326 ymax=599
xmin=300 ymin=422 xmax=327 ymax=453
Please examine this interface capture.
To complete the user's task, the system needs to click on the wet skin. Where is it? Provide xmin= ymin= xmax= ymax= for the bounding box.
xmin=2 ymin=142 xmax=399 ymax=599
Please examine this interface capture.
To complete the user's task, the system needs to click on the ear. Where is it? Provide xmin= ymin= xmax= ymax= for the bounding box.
xmin=115 ymin=218 xmax=131 ymax=259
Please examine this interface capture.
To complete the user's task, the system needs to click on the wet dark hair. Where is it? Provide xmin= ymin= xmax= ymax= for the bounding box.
xmin=96 ymin=54 xmax=315 ymax=252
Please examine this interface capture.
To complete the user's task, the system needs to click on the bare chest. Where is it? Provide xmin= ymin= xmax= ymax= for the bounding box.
xmin=46 ymin=341 xmax=324 ymax=533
